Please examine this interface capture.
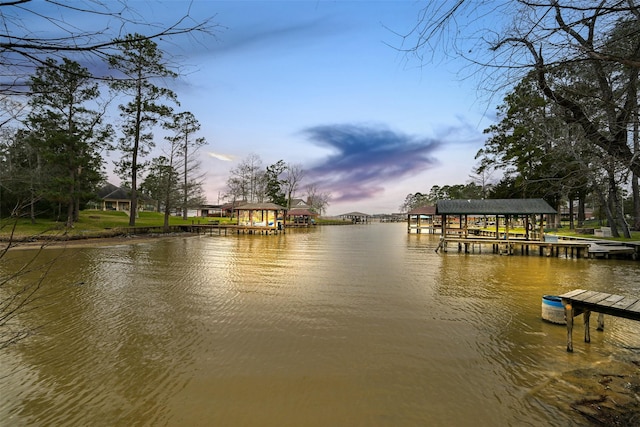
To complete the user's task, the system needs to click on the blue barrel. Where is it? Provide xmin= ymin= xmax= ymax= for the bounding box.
xmin=541 ymin=295 xmax=566 ymax=324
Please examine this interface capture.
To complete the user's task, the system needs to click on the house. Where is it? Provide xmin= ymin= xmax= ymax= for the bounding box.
xmin=96 ymin=183 xmax=132 ymax=211
xmin=289 ymin=198 xmax=310 ymax=209
xmin=96 ymin=183 xmax=155 ymax=212
xmin=196 ymin=204 xmax=223 ymax=218
xmin=221 ymin=200 xmax=246 ymax=217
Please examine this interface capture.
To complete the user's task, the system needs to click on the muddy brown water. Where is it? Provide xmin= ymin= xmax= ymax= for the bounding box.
xmin=1 ymin=223 xmax=640 ymax=426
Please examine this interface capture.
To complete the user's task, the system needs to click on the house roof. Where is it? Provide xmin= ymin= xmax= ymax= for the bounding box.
xmin=97 ymin=183 xmax=130 ymax=200
xmin=235 ymin=202 xmax=286 ymax=211
xmin=408 ymin=206 xmax=436 ymax=215
xmin=436 ymin=199 xmax=557 ymax=215
xmin=221 ymin=200 xmax=246 ymax=210
xmin=290 ymin=198 xmax=309 ymax=208
xmin=288 ymin=208 xmax=315 ymax=216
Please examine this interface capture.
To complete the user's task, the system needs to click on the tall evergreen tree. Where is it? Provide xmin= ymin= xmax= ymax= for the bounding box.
xmin=265 ymin=160 xmax=287 ymax=207
xmin=162 ymin=111 xmax=206 ymax=219
xmin=109 ymin=33 xmax=177 ymax=226
xmin=27 ymin=57 xmax=110 ymax=227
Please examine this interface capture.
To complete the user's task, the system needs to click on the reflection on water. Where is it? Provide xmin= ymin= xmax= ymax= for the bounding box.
xmin=2 ymin=223 xmax=640 ymax=426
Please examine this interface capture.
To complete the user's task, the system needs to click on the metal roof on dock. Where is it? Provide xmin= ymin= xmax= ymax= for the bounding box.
xmin=436 ymin=199 xmax=557 ymax=215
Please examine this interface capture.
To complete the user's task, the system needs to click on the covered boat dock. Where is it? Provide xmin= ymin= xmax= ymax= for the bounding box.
xmin=407 ymin=205 xmax=438 ymax=233
xmin=433 ymin=199 xmax=590 ymax=258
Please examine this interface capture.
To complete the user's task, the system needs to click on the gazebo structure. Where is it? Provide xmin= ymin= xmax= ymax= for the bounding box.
xmin=407 ymin=205 xmax=437 ymax=233
xmin=287 ymin=208 xmax=316 ymax=227
xmin=234 ymin=202 xmax=287 ymax=234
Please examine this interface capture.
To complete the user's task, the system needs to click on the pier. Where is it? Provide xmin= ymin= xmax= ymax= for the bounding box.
xmin=439 ymin=236 xmax=590 ymax=258
xmin=419 ymin=199 xmax=638 ymax=259
xmin=559 ymin=289 xmax=640 ymax=352
xmin=184 ymin=223 xmax=283 ymax=235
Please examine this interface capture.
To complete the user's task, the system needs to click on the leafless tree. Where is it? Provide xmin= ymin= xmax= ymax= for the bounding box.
xmin=283 ymin=163 xmax=305 ymax=209
xmin=403 ymin=0 xmax=640 ymax=228
xmin=0 ymin=1 xmax=217 ymax=97
xmin=305 ymin=183 xmax=331 ymax=215
xmin=226 ymin=154 xmax=266 ymax=204
xmin=405 ymin=1 xmax=640 ymax=172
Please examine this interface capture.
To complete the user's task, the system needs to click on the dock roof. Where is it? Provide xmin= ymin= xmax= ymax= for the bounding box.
xmin=235 ymin=202 xmax=286 ymax=210
xmin=407 ymin=206 xmax=436 ymax=215
xmin=436 ymin=199 xmax=556 ymax=215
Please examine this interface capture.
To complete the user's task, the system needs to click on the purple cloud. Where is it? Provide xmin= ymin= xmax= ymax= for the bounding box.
xmin=302 ymin=123 xmax=441 ymax=203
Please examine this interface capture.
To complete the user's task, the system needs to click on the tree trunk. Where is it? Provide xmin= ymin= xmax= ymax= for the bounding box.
xmin=183 ymin=137 xmax=188 ymax=221
xmin=30 ymin=190 xmax=36 ymax=225
xmin=66 ymin=173 xmax=74 ymax=227
xmin=568 ymin=197 xmax=574 ymax=229
xmin=607 ymin=167 xmax=631 ymax=238
xmin=74 ymin=197 xmax=80 ymax=222
xmin=633 ymin=174 xmax=640 ymax=231
xmin=578 ymin=196 xmax=585 ymax=227
xmin=615 ymin=197 xmax=631 ymax=238
xmin=163 ymin=206 xmax=170 ymax=232
xmin=634 ymin=105 xmax=640 ymax=231
xmin=66 ymin=199 xmax=74 ymax=228
xmin=599 ymin=192 xmax=618 ymax=237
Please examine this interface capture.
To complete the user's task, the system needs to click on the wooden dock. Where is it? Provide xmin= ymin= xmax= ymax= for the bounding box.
xmin=436 ymin=234 xmax=639 ymax=259
xmin=585 ymin=240 xmax=637 ymax=259
xmin=559 ymin=289 xmax=640 ymax=352
xmin=438 ymin=236 xmax=591 ymax=258
xmin=184 ymin=224 xmax=283 ymax=235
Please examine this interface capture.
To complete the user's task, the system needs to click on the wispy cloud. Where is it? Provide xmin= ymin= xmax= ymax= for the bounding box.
xmin=208 ymin=151 xmax=234 ymax=161
xmin=302 ymin=123 xmax=441 ymax=203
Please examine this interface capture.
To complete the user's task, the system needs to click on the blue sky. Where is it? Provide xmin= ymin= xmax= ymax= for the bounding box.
xmin=34 ymin=0 xmax=495 ymax=215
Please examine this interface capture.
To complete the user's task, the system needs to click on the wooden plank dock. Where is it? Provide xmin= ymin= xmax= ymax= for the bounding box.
xmin=438 ymin=236 xmax=591 ymax=258
xmin=185 ymin=224 xmax=283 ymax=235
xmin=586 ymin=241 xmax=637 ymax=259
xmin=559 ymin=289 xmax=640 ymax=352
xmin=436 ymin=234 xmax=639 ymax=259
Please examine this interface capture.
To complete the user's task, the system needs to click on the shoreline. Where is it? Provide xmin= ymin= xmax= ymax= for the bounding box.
xmin=1 ymin=232 xmax=197 ymax=250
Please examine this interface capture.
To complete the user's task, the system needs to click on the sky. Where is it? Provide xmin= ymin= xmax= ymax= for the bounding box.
xmin=30 ymin=0 xmax=497 ymax=216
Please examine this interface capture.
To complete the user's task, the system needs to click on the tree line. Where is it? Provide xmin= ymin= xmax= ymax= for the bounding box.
xmin=224 ymin=153 xmax=331 ymax=216
xmin=400 ymin=1 xmax=640 ymax=238
xmin=0 ymin=34 xmax=211 ymax=230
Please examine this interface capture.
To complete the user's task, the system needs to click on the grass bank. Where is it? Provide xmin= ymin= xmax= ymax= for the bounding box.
xmin=0 ymin=210 xmax=237 ymax=241
xmin=0 ymin=210 xmax=351 ymax=241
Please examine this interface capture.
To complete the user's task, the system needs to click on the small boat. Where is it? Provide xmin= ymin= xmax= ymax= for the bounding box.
xmin=541 ymin=295 xmax=566 ymax=324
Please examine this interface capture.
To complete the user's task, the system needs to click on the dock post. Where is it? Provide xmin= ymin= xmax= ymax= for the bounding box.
xmin=584 ymin=310 xmax=591 ymax=343
xmin=597 ymin=313 xmax=605 ymax=331
xmin=565 ymin=302 xmax=574 ymax=352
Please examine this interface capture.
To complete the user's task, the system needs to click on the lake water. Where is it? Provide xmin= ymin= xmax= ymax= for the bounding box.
xmin=1 ymin=222 xmax=640 ymax=426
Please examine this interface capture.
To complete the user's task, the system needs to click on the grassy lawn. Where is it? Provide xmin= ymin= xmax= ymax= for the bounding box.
xmin=0 ymin=210 xmax=236 ymax=239
xmin=550 ymin=228 xmax=640 ymax=242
